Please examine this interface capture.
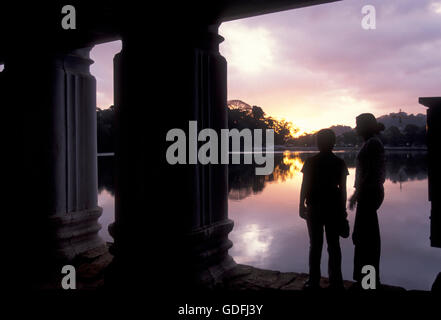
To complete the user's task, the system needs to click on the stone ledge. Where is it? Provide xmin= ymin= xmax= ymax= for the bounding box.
xmin=218 ymin=264 xmax=407 ymax=292
xmin=39 ymin=242 xmax=113 ymax=290
xmin=39 ymin=249 xmax=410 ymax=292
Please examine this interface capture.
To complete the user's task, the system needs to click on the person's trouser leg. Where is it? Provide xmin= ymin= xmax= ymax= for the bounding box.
xmin=358 ymin=213 xmax=381 ymax=286
xmin=352 ymin=187 xmax=383 ymax=285
xmin=325 ymin=222 xmax=343 ymax=287
xmin=307 ymin=216 xmax=323 ymax=285
xmin=353 ymin=228 xmax=381 ymax=285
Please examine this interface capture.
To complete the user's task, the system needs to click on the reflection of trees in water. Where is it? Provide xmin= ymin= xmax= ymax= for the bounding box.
xmin=96 ymin=152 xmax=428 ymax=201
xmin=228 ymin=153 xmax=288 ymax=201
xmin=228 ymin=151 xmax=428 ymax=200
xmin=385 ymin=152 xmax=428 ymax=184
xmin=98 ymin=156 xmax=115 ymax=195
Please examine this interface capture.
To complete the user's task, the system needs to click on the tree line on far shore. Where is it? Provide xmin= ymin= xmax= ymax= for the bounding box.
xmin=292 ymin=123 xmax=426 ymax=148
xmin=97 ymin=102 xmax=426 ymax=153
xmin=97 ymin=102 xmax=296 ymax=153
xmin=97 ymin=105 xmax=116 ymax=153
xmin=227 ymin=101 xmax=426 ymax=148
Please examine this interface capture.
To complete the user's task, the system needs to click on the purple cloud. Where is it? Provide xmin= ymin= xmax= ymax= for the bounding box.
xmin=220 ymin=0 xmax=441 ymax=131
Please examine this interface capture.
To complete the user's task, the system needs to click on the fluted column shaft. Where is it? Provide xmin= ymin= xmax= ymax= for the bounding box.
xmin=111 ymin=23 xmax=234 ymax=288
xmin=3 ymin=48 xmax=102 ymax=275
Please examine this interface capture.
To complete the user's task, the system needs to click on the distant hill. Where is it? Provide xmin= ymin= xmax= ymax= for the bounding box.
xmin=312 ymin=112 xmax=426 ymax=136
xmin=377 ymin=111 xmax=426 ymax=130
xmin=227 ymin=99 xmax=427 ymax=137
xmin=329 ymin=125 xmax=353 ymax=136
xmin=330 ymin=112 xmax=427 ymax=136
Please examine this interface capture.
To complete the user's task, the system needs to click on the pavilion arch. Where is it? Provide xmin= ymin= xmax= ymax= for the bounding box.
xmin=0 ymin=1 xmax=438 ymax=290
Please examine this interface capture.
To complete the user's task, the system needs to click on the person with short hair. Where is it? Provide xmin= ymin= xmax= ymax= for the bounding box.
xmin=300 ymin=129 xmax=349 ymax=290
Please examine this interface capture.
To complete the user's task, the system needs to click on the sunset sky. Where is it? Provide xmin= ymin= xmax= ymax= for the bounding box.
xmin=91 ymin=0 xmax=441 ymax=135
xmin=90 ymin=40 xmax=122 ymax=109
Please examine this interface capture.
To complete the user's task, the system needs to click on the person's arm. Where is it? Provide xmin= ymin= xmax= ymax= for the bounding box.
xmin=340 ymin=170 xmax=347 ymax=215
xmin=299 ymin=176 xmax=308 ymax=219
xmin=365 ymin=138 xmax=385 ymax=186
xmin=349 ymin=161 xmax=358 ymax=211
xmin=359 ymin=138 xmax=383 ymax=187
xmin=350 ymin=138 xmax=384 ymax=210
xmin=349 ymin=189 xmax=358 ymax=211
xmin=299 ymin=160 xmax=309 ymax=219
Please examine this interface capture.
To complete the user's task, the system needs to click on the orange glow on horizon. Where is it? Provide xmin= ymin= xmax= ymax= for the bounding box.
xmin=291 ymin=127 xmax=317 ymax=138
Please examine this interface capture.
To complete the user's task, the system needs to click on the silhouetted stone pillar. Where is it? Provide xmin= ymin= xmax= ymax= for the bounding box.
xmin=181 ymin=24 xmax=235 ymax=285
xmin=111 ymin=23 xmax=235 ymax=289
xmin=3 ymin=47 xmax=102 ymax=275
xmin=419 ymin=97 xmax=441 ymax=248
xmin=49 ymin=48 xmax=103 ymax=259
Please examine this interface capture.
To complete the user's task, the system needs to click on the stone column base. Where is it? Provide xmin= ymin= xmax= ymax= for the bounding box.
xmin=185 ymin=219 xmax=237 ymax=287
xmin=49 ymin=207 xmax=104 ymax=260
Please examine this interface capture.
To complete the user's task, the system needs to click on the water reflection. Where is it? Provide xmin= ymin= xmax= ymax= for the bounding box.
xmin=97 ymin=155 xmax=115 ymax=242
xmin=233 ymin=224 xmax=274 ymax=265
xmin=228 ymin=151 xmax=439 ymax=291
xmin=97 ymin=151 xmax=439 ymax=290
xmin=229 ymin=151 xmax=428 ymax=201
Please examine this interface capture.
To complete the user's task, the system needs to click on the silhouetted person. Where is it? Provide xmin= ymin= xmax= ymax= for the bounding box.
xmin=349 ymin=113 xmax=386 ymax=289
xmin=300 ymin=129 xmax=349 ymax=290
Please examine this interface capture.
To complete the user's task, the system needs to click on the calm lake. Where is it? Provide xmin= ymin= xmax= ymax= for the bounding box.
xmin=97 ymin=151 xmax=441 ymax=290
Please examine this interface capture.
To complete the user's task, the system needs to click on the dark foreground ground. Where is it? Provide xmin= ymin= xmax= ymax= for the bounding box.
xmin=40 ymin=244 xmax=411 ymax=292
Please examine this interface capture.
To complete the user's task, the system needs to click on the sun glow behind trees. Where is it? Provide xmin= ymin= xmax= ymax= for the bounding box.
xmin=220 ymin=1 xmax=441 ymax=135
xmin=219 ymin=20 xmax=373 ymax=134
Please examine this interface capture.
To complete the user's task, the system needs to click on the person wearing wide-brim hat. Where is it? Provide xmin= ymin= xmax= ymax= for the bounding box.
xmin=349 ymin=113 xmax=386 ymax=289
